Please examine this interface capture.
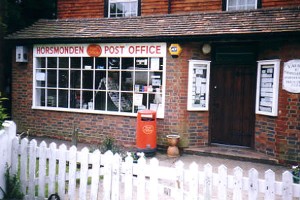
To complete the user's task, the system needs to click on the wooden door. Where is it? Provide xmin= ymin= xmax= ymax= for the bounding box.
xmin=209 ymin=64 xmax=256 ymax=147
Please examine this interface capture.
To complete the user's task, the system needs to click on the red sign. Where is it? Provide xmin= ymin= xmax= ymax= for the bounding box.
xmin=87 ymin=44 xmax=102 ymax=57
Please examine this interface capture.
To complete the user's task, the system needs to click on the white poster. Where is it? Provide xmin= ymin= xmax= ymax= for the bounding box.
xmin=283 ymin=60 xmax=300 ymax=93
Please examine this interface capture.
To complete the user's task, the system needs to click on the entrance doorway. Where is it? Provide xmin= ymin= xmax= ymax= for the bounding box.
xmin=209 ymin=44 xmax=257 ymax=147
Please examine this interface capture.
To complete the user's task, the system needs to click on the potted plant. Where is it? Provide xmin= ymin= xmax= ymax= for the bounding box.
xmin=292 ymin=165 xmax=300 ymax=184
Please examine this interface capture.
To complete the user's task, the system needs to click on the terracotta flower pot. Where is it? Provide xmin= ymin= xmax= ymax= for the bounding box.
xmin=166 ymin=134 xmax=180 ymax=157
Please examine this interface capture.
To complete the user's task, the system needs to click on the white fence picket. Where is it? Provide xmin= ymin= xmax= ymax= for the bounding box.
xmin=124 ymin=152 xmax=134 ymax=200
xmin=68 ymin=146 xmax=78 ymax=200
xmin=189 ymin=162 xmax=199 ymax=200
xmin=28 ymin=139 xmax=37 ymax=199
xmin=248 ymin=168 xmax=259 ymax=200
xmin=79 ymin=147 xmax=89 ymax=200
xmin=265 ymin=169 xmax=276 ymax=200
xmin=137 ymin=155 xmax=147 ymax=200
xmin=150 ymin=158 xmax=159 ymax=200
xmin=103 ymin=151 xmax=113 ymax=200
xmin=218 ymin=165 xmax=228 ymax=200
xmin=111 ymin=153 xmax=121 ymax=200
xmin=282 ymin=171 xmax=293 ymax=200
xmin=38 ymin=141 xmax=47 ymax=197
xmin=175 ymin=160 xmax=184 ymax=200
xmin=58 ymin=144 xmax=67 ymax=199
xmin=20 ymin=137 xmax=29 ymax=194
xmin=233 ymin=166 xmax=243 ymax=200
xmin=48 ymin=142 xmax=57 ymax=196
xmin=11 ymin=137 xmax=19 ymax=175
xmin=203 ymin=163 xmax=213 ymax=200
xmin=90 ymin=149 xmax=101 ymax=200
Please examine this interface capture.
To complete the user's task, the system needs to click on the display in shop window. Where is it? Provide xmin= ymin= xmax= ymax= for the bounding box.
xmin=255 ymin=60 xmax=280 ymax=116
xmin=33 ymin=43 xmax=166 ymax=118
xmin=187 ymin=60 xmax=211 ymax=111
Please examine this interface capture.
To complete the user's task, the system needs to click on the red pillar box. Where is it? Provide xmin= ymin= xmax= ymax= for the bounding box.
xmin=136 ymin=110 xmax=157 ymax=155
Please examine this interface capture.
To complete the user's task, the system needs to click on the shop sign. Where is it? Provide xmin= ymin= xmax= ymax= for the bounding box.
xmin=33 ymin=43 xmax=166 ymax=57
xmin=283 ymin=60 xmax=300 ymax=93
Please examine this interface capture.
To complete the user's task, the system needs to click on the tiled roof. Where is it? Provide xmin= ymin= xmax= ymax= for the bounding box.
xmin=5 ymin=7 xmax=300 ymax=42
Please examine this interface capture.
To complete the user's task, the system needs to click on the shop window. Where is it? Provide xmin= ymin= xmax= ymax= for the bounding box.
xmin=107 ymin=0 xmax=139 ymax=18
xmin=225 ymin=0 xmax=259 ymax=11
xmin=187 ymin=60 xmax=211 ymax=111
xmin=255 ymin=60 xmax=280 ymax=116
xmin=33 ymin=53 xmax=165 ymax=118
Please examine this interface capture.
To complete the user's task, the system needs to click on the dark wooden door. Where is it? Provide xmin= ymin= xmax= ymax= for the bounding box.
xmin=209 ymin=64 xmax=256 ymax=147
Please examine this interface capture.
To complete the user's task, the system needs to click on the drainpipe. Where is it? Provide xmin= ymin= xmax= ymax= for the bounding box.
xmin=168 ymin=0 xmax=171 ymax=14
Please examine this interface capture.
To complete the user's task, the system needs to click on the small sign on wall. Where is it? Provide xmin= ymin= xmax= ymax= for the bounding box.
xmin=283 ymin=59 xmax=300 ymax=93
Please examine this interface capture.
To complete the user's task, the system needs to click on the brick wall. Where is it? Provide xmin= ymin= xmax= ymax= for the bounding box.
xmin=57 ymin=0 xmax=300 ymax=19
xmin=256 ymin=40 xmax=300 ymax=163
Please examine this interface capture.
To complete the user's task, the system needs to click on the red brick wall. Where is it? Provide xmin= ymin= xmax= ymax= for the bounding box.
xmin=11 ymin=42 xmax=210 ymax=148
xmin=256 ymin=40 xmax=300 ymax=164
xmin=57 ymin=0 xmax=300 ymax=19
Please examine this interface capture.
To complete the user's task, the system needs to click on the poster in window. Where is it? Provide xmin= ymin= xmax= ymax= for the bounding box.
xmin=255 ymin=60 xmax=280 ymax=116
xmin=187 ymin=60 xmax=211 ymax=111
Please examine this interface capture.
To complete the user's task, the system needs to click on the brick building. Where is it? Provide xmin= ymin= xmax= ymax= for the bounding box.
xmin=5 ymin=0 xmax=300 ymax=163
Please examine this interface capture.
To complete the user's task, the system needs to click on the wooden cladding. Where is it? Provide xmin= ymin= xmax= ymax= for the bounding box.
xmin=57 ymin=0 xmax=300 ymax=19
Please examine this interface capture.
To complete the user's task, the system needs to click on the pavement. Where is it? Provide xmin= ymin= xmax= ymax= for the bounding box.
xmin=27 ymin=135 xmax=290 ymax=181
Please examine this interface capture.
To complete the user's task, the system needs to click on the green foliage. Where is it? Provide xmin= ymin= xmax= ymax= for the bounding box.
xmin=0 ymin=96 xmax=9 ymax=127
xmin=98 ymin=135 xmax=120 ymax=154
xmin=0 ymin=165 xmax=24 ymax=200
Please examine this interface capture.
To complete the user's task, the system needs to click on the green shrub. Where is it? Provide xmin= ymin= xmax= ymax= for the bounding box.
xmin=0 ymin=95 xmax=9 ymax=128
xmin=0 ymin=165 xmax=24 ymax=200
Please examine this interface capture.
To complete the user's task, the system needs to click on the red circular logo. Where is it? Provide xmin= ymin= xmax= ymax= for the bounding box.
xmin=143 ymin=125 xmax=154 ymax=134
xmin=87 ymin=44 xmax=102 ymax=57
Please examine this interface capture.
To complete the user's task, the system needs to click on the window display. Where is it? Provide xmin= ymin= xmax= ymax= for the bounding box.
xmin=255 ymin=60 xmax=280 ymax=116
xmin=187 ymin=60 xmax=211 ymax=111
xmin=33 ymin=43 xmax=166 ymax=118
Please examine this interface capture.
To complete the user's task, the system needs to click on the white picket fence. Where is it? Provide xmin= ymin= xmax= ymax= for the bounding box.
xmin=1 ymin=121 xmax=300 ymax=200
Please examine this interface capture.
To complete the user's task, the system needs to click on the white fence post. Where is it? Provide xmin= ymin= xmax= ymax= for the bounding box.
xmin=0 ymin=121 xmax=17 ymax=199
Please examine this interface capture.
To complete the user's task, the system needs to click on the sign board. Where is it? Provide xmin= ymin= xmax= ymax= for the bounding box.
xmin=283 ymin=60 xmax=300 ymax=93
xmin=33 ymin=43 xmax=166 ymax=57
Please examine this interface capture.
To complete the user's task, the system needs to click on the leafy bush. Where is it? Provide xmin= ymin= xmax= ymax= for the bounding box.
xmin=0 ymin=165 xmax=24 ymax=200
xmin=0 ymin=95 xmax=9 ymax=128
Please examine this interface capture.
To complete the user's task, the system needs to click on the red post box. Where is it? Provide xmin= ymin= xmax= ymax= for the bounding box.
xmin=136 ymin=110 xmax=157 ymax=155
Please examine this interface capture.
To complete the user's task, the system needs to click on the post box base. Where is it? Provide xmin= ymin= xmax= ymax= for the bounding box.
xmin=137 ymin=148 xmax=156 ymax=157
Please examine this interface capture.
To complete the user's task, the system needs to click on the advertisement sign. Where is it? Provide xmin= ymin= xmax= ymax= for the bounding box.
xmin=283 ymin=60 xmax=300 ymax=93
xmin=33 ymin=43 xmax=166 ymax=57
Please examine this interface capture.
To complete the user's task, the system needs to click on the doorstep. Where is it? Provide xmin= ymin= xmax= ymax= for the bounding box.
xmin=182 ymin=144 xmax=279 ymax=165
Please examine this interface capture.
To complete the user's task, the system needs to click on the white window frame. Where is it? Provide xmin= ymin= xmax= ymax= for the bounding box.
xmin=32 ymin=43 xmax=166 ymax=118
xmin=187 ymin=60 xmax=211 ymax=111
xmin=255 ymin=59 xmax=280 ymax=116
xmin=108 ymin=0 xmax=138 ymax=18
xmin=226 ymin=0 xmax=258 ymax=11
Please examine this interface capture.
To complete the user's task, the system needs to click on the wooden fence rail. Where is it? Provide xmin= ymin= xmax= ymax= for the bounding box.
xmin=1 ymin=121 xmax=300 ymax=200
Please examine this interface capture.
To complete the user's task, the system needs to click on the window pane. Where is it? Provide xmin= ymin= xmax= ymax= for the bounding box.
xmin=59 ymin=70 xmax=69 ymax=88
xmin=108 ymin=57 xmax=120 ymax=69
xmin=48 ymin=57 xmax=57 ymax=68
xmin=70 ymin=70 xmax=81 ymax=88
xmin=121 ymin=92 xmax=132 ymax=112
xmin=71 ymin=57 xmax=81 ymax=69
xmin=70 ymin=90 xmax=80 ymax=108
xmin=36 ymin=88 xmax=45 ymax=106
xmin=47 ymin=70 xmax=57 ymax=87
xmin=82 ymin=91 xmax=93 ymax=110
xmin=36 ymin=69 xmax=46 ymax=87
xmin=95 ymin=57 xmax=106 ymax=69
xmin=83 ymin=71 xmax=93 ymax=89
xmin=36 ymin=57 xmax=46 ymax=68
xmin=107 ymin=72 xmax=120 ymax=90
xmin=95 ymin=71 xmax=106 ymax=90
xmin=95 ymin=91 xmax=106 ymax=110
xmin=58 ymin=90 xmax=68 ymax=108
xmin=121 ymin=71 xmax=133 ymax=91
xmin=110 ymin=3 xmax=117 ymax=17
xmin=59 ymin=57 xmax=69 ymax=69
xmin=107 ymin=91 xmax=119 ymax=111
xmin=121 ymin=58 xmax=134 ymax=69
xmin=47 ymin=89 xmax=57 ymax=107
xmin=83 ymin=57 xmax=94 ymax=69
